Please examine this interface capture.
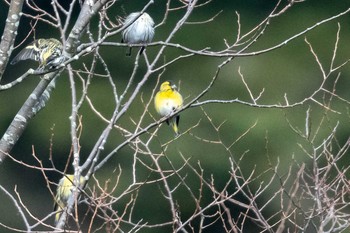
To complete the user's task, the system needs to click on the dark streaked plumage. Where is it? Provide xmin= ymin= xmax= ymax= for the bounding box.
xmin=11 ymin=38 xmax=64 ymax=71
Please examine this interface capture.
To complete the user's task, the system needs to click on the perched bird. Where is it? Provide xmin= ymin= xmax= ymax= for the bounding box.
xmin=154 ymin=81 xmax=183 ymax=136
xmin=54 ymin=174 xmax=85 ymax=225
xmin=11 ymin=38 xmax=64 ymax=71
xmin=121 ymin=12 xmax=155 ymax=56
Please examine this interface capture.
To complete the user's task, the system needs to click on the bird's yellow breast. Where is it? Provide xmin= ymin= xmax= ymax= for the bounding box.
xmin=154 ymin=90 xmax=183 ymax=116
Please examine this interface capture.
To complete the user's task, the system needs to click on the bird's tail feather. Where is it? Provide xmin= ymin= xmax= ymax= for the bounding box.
xmin=170 ymin=117 xmax=180 ymax=136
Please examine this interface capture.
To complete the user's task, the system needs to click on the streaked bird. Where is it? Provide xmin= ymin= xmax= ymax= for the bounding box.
xmin=154 ymin=81 xmax=183 ymax=136
xmin=54 ymin=174 xmax=85 ymax=225
xmin=11 ymin=38 xmax=64 ymax=71
xmin=121 ymin=12 xmax=155 ymax=56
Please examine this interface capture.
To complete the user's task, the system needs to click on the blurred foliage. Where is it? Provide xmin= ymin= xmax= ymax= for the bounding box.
xmin=0 ymin=0 xmax=349 ymax=232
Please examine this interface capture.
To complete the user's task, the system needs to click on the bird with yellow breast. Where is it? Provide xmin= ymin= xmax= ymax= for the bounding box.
xmin=53 ymin=174 xmax=85 ymax=225
xmin=154 ymin=81 xmax=183 ymax=136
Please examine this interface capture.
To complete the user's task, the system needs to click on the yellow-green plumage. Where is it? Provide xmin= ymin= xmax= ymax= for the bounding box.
xmin=154 ymin=81 xmax=183 ymax=135
xmin=54 ymin=174 xmax=85 ymax=225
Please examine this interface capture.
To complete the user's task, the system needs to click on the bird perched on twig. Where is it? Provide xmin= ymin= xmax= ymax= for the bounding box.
xmin=154 ymin=81 xmax=184 ymax=136
xmin=54 ymin=174 xmax=85 ymax=225
xmin=11 ymin=38 xmax=65 ymax=71
xmin=121 ymin=12 xmax=155 ymax=56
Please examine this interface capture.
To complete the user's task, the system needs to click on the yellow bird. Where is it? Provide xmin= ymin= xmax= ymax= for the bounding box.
xmin=54 ymin=174 xmax=85 ymax=225
xmin=154 ymin=81 xmax=183 ymax=136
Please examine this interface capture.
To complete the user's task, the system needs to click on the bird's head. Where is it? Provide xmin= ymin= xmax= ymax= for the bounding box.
xmin=160 ymin=81 xmax=177 ymax=92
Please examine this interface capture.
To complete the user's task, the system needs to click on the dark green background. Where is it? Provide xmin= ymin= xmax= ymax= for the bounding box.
xmin=0 ymin=0 xmax=349 ymax=232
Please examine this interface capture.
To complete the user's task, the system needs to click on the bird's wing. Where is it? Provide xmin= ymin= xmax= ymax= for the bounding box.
xmin=10 ymin=41 xmax=40 ymax=65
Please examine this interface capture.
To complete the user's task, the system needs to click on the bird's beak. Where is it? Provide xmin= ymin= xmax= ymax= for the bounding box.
xmin=171 ymin=84 xmax=177 ymax=90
